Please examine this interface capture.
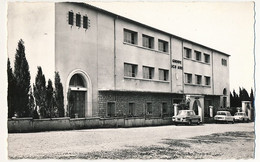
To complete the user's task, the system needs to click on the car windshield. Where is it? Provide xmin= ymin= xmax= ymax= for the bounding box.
xmin=178 ymin=110 xmax=194 ymax=116
xmin=217 ymin=112 xmax=227 ymax=115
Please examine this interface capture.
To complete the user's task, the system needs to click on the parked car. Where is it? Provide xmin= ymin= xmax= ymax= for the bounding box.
xmin=234 ymin=112 xmax=249 ymax=122
xmin=172 ymin=110 xmax=201 ymax=125
xmin=214 ymin=111 xmax=234 ymax=124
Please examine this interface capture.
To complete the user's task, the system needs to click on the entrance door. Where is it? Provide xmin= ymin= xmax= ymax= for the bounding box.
xmin=71 ymin=91 xmax=85 ymax=118
xmin=193 ymin=101 xmax=199 ymax=115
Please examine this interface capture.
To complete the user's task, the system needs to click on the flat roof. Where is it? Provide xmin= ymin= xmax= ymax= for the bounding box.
xmin=69 ymin=2 xmax=230 ymax=57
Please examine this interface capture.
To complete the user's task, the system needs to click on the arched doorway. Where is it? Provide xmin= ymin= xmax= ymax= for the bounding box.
xmin=193 ymin=100 xmax=199 ymax=115
xmin=69 ymin=74 xmax=87 ymax=118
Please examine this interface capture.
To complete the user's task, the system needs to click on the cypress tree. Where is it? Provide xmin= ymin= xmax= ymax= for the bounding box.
xmin=7 ymin=58 xmax=16 ymax=118
xmin=33 ymin=66 xmax=46 ymax=118
xmin=46 ymin=79 xmax=54 ymax=118
xmin=28 ymin=88 xmax=35 ymax=117
xmin=55 ymin=72 xmax=64 ymax=117
xmin=13 ymin=39 xmax=31 ymax=117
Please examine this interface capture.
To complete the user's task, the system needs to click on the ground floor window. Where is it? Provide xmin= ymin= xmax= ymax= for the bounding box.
xmin=146 ymin=103 xmax=152 ymax=115
xmin=162 ymin=102 xmax=167 ymax=114
xmin=128 ymin=103 xmax=135 ymax=116
xmin=107 ymin=102 xmax=116 ymax=117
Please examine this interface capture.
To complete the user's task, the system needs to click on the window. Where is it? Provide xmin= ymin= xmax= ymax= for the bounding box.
xmin=204 ymin=54 xmax=210 ymax=63
xmin=124 ymin=29 xmax=137 ymax=44
xmin=205 ymin=76 xmax=211 ymax=86
xmin=159 ymin=69 xmax=169 ymax=81
xmin=223 ymin=97 xmax=227 ymax=108
xmin=142 ymin=34 xmax=154 ymax=49
xmin=184 ymin=47 xmax=192 ymax=59
xmin=185 ymin=73 xmax=192 ymax=84
xmin=128 ymin=103 xmax=135 ymax=116
xmin=107 ymin=102 xmax=115 ymax=117
xmin=83 ymin=16 xmax=88 ymax=29
xmin=76 ymin=13 xmax=81 ymax=27
xmin=124 ymin=63 xmax=137 ymax=77
xmin=222 ymin=59 xmax=227 ymax=66
xmin=195 ymin=51 xmax=201 ymax=61
xmin=68 ymin=11 xmax=74 ymax=25
xmin=143 ymin=66 xmax=154 ymax=79
xmin=162 ymin=102 xmax=167 ymax=114
xmin=158 ymin=39 xmax=168 ymax=52
xmin=146 ymin=103 xmax=152 ymax=115
xmin=195 ymin=75 xmax=202 ymax=85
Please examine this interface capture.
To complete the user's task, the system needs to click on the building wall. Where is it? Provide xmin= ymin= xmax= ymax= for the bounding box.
xmin=114 ymin=18 xmax=172 ymax=92
xmin=182 ymin=41 xmax=213 ymax=95
xmin=7 ymin=2 xmax=55 ymax=83
xmin=98 ymin=91 xmax=175 ymax=118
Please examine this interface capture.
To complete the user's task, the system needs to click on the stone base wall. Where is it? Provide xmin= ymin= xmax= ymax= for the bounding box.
xmin=98 ymin=91 xmax=183 ymax=118
xmin=8 ymin=117 xmax=173 ymax=133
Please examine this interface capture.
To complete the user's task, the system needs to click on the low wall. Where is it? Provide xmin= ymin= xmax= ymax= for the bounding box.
xmin=8 ymin=117 xmax=173 ymax=133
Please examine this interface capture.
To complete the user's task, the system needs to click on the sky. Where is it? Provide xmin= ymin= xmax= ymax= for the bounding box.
xmin=86 ymin=1 xmax=255 ymax=93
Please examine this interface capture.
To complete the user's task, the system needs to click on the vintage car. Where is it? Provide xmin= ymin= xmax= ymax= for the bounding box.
xmin=172 ymin=110 xmax=201 ymax=125
xmin=234 ymin=112 xmax=249 ymax=122
xmin=214 ymin=111 xmax=234 ymax=124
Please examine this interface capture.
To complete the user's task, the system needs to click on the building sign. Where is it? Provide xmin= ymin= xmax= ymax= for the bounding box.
xmin=171 ymin=59 xmax=183 ymax=70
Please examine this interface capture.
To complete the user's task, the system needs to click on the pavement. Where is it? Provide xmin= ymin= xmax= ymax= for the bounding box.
xmin=8 ymin=122 xmax=255 ymax=158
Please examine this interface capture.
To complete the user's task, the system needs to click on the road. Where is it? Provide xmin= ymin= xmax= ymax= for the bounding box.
xmin=8 ymin=122 xmax=254 ymax=159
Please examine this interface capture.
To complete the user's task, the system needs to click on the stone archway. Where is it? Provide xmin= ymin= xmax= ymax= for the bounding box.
xmin=192 ymin=99 xmax=202 ymax=121
xmin=66 ymin=69 xmax=92 ymax=117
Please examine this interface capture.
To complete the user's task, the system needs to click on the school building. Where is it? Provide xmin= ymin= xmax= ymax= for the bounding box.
xmin=8 ymin=2 xmax=230 ymax=122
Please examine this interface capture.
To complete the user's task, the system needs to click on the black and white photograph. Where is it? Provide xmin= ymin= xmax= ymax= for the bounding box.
xmin=0 ymin=0 xmax=259 ymax=161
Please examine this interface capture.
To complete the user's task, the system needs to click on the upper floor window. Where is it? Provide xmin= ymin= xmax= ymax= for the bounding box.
xmin=195 ymin=75 xmax=202 ymax=85
xmin=204 ymin=54 xmax=210 ymax=63
xmin=159 ymin=69 xmax=169 ymax=81
xmin=158 ymin=39 xmax=168 ymax=52
xmin=76 ymin=13 xmax=81 ymax=27
xmin=222 ymin=58 xmax=227 ymax=66
xmin=68 ymin=11 xmax=74 ymax=25
xmin=124 ymin=63 xmax=138 ymax=77
xmin=185 ymin=73 xmax=192 ymax=84
xmin=143 ymin=66 xmax=154 ymax=79
xmin=184 ymin=47 xmax=192 ymax=59
xmin=124 ymin=29 xmax=137 ymax=45
xmin=142 ymin=34 xmax=154 ymax=49
xmin=195 ymin=51 xmax=201 ymax=61
xmin=205 ymin=76 xmax=211 ymax=86
xmin=83 ymin=15 xmax=88 ymax=29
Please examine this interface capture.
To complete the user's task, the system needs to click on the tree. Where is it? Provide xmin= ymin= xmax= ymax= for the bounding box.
xmin=33 ymin=66 xmax=46 ymax=118
xmin=13 ymin=39 xmax=31 ymax=117
xmin=28 ymin=88 xmax=35 ymax=117
xmin=54 ymin=72 xmax=64 ymax=117
xmin=46 ymin=79 xmax=54 ymax=118
xmin=7 ymin=58 xmax=16 ymax=118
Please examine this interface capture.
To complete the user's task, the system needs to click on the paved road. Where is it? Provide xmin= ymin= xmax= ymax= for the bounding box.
xmin=8 ymin=123 xmax=254 ymax=158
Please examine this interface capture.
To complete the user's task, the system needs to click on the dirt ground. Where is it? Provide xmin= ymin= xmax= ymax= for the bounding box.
xmin=8 ymin=122 xmax=255 ymax=159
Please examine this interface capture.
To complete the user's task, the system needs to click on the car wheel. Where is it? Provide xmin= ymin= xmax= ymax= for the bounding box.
xmin=188 ymin=120 xmax=192 ymax=125
xmin=232 ymin=119 xmax=235 ymax=124
xmin=242 ymin=119 xmax=245 ymax=123
xmin=175 ymin=123 xmax=178 ymax=126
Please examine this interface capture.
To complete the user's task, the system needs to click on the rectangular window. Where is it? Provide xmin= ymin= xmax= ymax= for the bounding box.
xmin=142 ymin=34 xmax=154 ymax=49
xmin=146 ymin=103 xmax=152 ymax=115
xmin=107 ymin=102 xmax=115 ymax=117
xmin=195 ymin=51 xmax=201 ymax=61
xmin=76 ymin=13 xmax=81 ymax=27
xmin=159 ymin=69 xmax=169 ymax=81
xmin=83 ymin=16 xmax=88 ymax=29
xmin=195 ymin=75 xmax=202 ymax=85
xmin=158 ymin=39 xmax=168 ymax=52
xmin=68 ymin=11 xmax=74 ymax=25
xmin=204 ymin=54 xmax=210 ymax=63
xmin=205 ymin=76 xmax=211 ymax=86
xmin=124 ymin=63 xmax=137 ymax=77
xmin=185 ymin=73 xmax=192 ymax=84
xmin=222 ymin=59 xmax=227 ymax=66
xmin=162 ymin=102 xmax=167 ymax=114
xmin=124 ymin=29 xmax=137 ymax=44
xmin=128 ymin=103 xmax=135 ymax=116
xmin=184 ymin=47 xmax=192 ymax=59
xmin=143 ymin=66 xmax=154 ymax=79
